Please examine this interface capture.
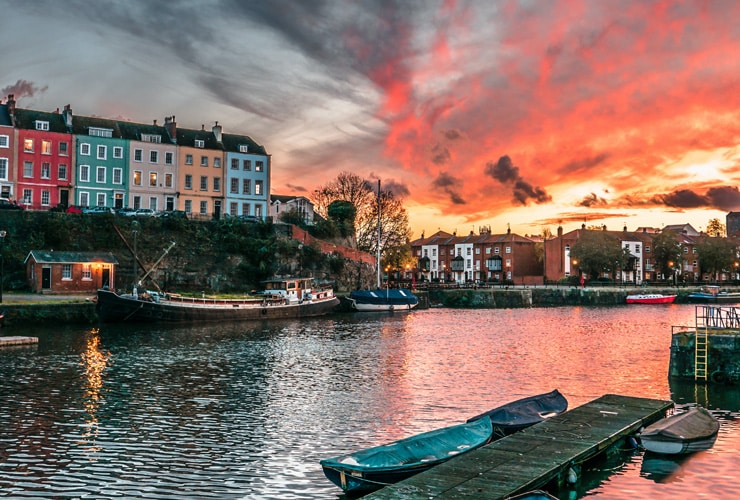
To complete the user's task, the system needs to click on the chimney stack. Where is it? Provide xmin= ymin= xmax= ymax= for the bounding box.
xmin=212 ymin=121 xmax=222 ymax=143
xmin=62 ymin=104 xmax=73 ymax=131
xmin=164 ymin=116 xmax=177 ymax=143
xmin=7 ymin=94 xmax=15 ymax=117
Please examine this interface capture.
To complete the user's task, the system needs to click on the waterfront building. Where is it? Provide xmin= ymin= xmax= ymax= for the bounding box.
xmin=72 ymin=111 xmax=129 ymax=209
xmin=9 ymin=96 xmax=75 ymax=210
xmin=176 ymin=123 xmax=225 ymax=218
xmin=0 ymin=100 xmax=16 ymax=200
xmin=222 ymin=131 xmax=270 ymax=219
xmin=269 ymin=195 xmax=314 ymax=225
xmin=24 ymin=250 xmax=118 ymax=294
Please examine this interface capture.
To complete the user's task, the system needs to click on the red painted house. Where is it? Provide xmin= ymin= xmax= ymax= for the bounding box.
xmin=7 ymin=95 xmax=75 ymax=210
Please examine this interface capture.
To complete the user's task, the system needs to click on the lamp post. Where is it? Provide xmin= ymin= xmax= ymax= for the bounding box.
xmin=0 ymin=230 xmax=6 ymax=303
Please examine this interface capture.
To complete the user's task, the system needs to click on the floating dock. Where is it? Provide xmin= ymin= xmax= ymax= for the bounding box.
xmin=367 ymin=394 xmax=672 ymax=499
xmin=0 ymin=336 xmax=39 ymax=347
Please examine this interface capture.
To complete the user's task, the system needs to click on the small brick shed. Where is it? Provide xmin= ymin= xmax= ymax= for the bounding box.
xmin=25 ymin=250 xmax=118 ymax=294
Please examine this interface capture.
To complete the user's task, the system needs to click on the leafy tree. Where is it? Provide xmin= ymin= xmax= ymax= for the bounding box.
xmin=706 ymin=218 xmax=726 ymax=237
xmin=326 ymin=200 xmax=356 ymax=238
xmin=696 ymin=236 xmax=736 ymax=281
xmin=651 ymin=229 xmax=683 ymax=277
xmin=570 ymin=230 xmax=624 ymax=281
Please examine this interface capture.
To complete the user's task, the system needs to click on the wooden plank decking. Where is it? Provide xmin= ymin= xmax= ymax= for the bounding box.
xmin=0 ymin=336 xmax=39 ymax=347
xmin=368 ymin=394 xmax=673 ymax=499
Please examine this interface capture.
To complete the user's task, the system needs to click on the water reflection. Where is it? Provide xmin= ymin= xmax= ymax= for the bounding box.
xmin=0 ymin=305 xmax=738 ymax=498
xmin=79 ymin=328 xmax=111 ymax=459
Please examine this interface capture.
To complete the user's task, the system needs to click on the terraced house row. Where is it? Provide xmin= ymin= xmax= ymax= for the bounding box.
xmin=0 ymin=95 xmax=270 ymax=218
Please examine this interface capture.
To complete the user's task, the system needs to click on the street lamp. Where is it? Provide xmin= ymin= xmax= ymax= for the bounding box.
xmin=0 ymin=230 xmax=6 ymax=303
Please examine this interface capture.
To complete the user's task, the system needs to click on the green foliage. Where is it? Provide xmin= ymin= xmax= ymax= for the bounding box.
xmin=327 ymin=200 xmax=356 ymax=238
xmin=570 ymin=230 xmax=624 ymax=279
xmin=696 ymin=236 xmax=736 ymax=280
xmin=651 ymin=229 xmax=683 ymax=277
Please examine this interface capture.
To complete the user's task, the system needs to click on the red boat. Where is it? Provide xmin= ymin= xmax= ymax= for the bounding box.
xmin=625 ymin=294 xmax=677 ymax=304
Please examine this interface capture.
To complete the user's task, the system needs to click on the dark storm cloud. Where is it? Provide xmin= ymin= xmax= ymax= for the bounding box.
xmin=431 ymin=144 xmax=451 ymax=165
xmin=432 ymin=172 xmax=465 ymax=205
xmin=1 ymin=79 xmax=47 ymax=99
xmin=706 ymin=186 xmax=740 ymax=211
xmin=444 ymin=129 xmax=462 ymax=140
xmin=558 ymin=153 xmax=610 ymax=174
xmin=382 ymin=179 xmax=411 ymax=198
xmin=484 ymin=156 xmax=552 ymax=205
xmin=579 ymin=193 xmax=608 ymax=207
xmin=658 ymin=189 xmax=708 ymax=208
xmin=285 ymin=183 xmax=307 ymax=193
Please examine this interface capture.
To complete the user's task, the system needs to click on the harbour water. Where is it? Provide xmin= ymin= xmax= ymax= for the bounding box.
xmin=0 ymin=304 xmax=738 ymax=499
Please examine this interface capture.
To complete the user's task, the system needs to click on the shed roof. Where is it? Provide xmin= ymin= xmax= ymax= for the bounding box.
xmin=25 ymin=251 xmax=119 ymax=265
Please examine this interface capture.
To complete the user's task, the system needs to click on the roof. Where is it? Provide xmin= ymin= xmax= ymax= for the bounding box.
xmin=13 ymin=108 xmax=71 ymax=134
xmin=221 ymin=132 xmax=268 ymax=155
xmin=25 ymin=251 xmax=119 ymax=265
xmin=0 ymin=103 xmax=11 ymax=127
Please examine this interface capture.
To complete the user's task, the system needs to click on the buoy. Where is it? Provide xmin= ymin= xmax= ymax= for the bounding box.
xmin=567 ymin=466 xmax=578 ymax=484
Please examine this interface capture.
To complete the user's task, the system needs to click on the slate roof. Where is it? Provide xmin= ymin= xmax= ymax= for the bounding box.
xmin=25 ymin=251 xmax=119 ymax=265
xmin=13 ymin=108 xmax=71 ymax=134
xmin=221 ymin=132 xmax=267 ymax=155
xmin=176 ymin=127 xmax=225 ymax=151
xmin=0 ymin=103 xmax=11 ymax=127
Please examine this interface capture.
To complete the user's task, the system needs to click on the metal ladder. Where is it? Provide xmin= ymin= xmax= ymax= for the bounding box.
xmin=694 ymin=306 xmax=709 ymax=381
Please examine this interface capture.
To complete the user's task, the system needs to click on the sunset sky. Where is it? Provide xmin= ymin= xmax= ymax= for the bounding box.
xmin=3 ymin=0 xmax=740 ymax=238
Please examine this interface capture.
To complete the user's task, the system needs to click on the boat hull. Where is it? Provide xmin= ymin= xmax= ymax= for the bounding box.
xmin=639 ymin=407 xmax=719 ymax=455
xmin=96 ymin=289 xmax=339 ymax=323
xmin=348 ymin=288 xmax=418 ymax=312
xmin=466 ymin=389 xmax=568 ymax=436
xmin=320 ymin=417 xmax=492 ymax=494
xmin=625 ymin=294 xmax=677 ymax=304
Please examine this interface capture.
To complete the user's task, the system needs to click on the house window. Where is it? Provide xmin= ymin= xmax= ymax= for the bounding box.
xmin=646 ymin=246 xmax=651 ymax=253
xmin=230 ymin=178 xmax=239 ymax=193
xmin=185 ymin=175 xmax=193 ymax=189
xmin=41 ymin=190 xmax=50 ymax=206
xmin=200 ymin=176 xmax=208 ymax=191
xmin=41 ymin=162 xmax=51 ymax=179
xmin=200 ymin=156 xmax=208 ymax=166
xmin=230 ymin=202 xmax=237 ymax=215
xmin=184 ymin=200 xmax=192 ymax=213
xmin=97 ymin=145 xmax=107 ymax=159
xmin=165 ymin=151 xmax=174 ymax=165
xmin=96 ymin=193 xmax=105 ymax=206
xmin=164 ymin=173 xmax=173 ymax=188
xmin=82 ymin=264 xmax=92 ymax=280
xmin=149 ymin=150 xmax=158 ymax=163
xmin=113 ymin=146 xmax=123 ymax=159
xmin=231 ymin=158 xmax=239 ymax=169
xmin=59 ymin=142 xmax=68 ymax=155
xmin=80 ymin=143 xmax=90 ymax=155
xmin=185 ymin=154 xmax=193 ymax=165
xmin=24 ymin=139 xmax=33 ymax=152
xmin=242 ymin=203 xmax=250 ymax=215
xmin=0 ymin=135 xmax=8 ymax=148
xmin=134 ymin=149 xmax=143 ymax=162
xmin=239 ymin=145 xmax=248 ymax=153
xmin=506 ymin=246 xmax=511 ymax=253
xmin=214 ymin=158 xmax=221 ymax=168
xmin=41 ymin=140 xmax=52 ymax=154
xmin=243 ymin=179 xmax=251 ymax=194
xmin=79 ymin=192 xmax=90 ymax=207
xmin=58 ymin=164 xmax=67 ymax=180
xmin=636 ymin=245 xmax=641 ymax=253
xmin=494 ymin=247 xmax=500 ymax=254
xmin=149 ymin=197 xmax=158 ymax=211
xmin=684 ymin=247 xmax=689 ymax=254
xmin=132 ymin=196 xmax=141 ymax=210
xmin=89 ymin=127 xmax=113 ymax=138
xmin=141 ymin=134 xmax=161 ymax=143
xmin=35 ymin=120 xmax=49 ymax=131
xmin=254 ymin=205 xmax=262 ymax=217
xmin=195 ymin=139 xmax=205 ymax=148
xmin=133 ymin=170 xmax=142 ymax=186
xmin=243 ymin=159 xmax=251 ymax=171
xmin=149 ymin=172 xmax=157 ymax=187
xmin=199 ymin=201 xmax=208 ymax=214
xmin=255 ymin=161 xmax=264 ymax=172
xmin=24 ymin=161 xmax=33 ymax=178
xmin=255 ymin=180 xmax=262 ymax=195
xmin=62 ymin=264 xmax=72 ymax=280
xmin=0 ymin=158 xmax=7 ymax=180
xmin=113 ymin=168 xmax=122 ymax=184
xmin=506 ymin=259 xmax=511 ymax=267
xmin=96 ymin=166 xmax=106 ymax=183
xmin=22 ymin=189 xmax=32 ymax=204
xmin=213 ymin=177 xmax=220 ymax=192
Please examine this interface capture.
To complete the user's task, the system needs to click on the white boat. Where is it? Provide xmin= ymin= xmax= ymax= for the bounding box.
xmin=639 ymin=406 xmax=719 ymax=455
xmin=625 ymin=294 xmax=677 ymax=304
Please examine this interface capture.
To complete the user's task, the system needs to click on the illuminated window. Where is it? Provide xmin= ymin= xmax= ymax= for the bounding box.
xmin=133 ymin=170 xmax=142 ymax=186
xmin=24 ymin=139 xmax=33 ymax=152
xmin=41 ymin=140 xmax=52 ymax=154
xmin=149 ymin=172 xmax=157 ymax=187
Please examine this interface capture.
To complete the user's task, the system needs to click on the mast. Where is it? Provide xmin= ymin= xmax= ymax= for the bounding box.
xmin=376 ymin=179 xmax=381 ymax=289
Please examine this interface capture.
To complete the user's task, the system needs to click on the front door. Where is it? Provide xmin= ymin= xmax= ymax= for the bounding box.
xmin=59 ymin=190 xmax=69 ymax=208
xmin=42 ymin=267 xmax=51 ymax=289
xmin=102 ymin=268 xmax=111 ymax=289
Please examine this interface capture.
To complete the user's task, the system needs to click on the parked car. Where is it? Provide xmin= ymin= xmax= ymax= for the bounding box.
xmin=116 ymin=207 xmax=136 ymax=216
xmin=133 ymin=208 xmax=157 ymax=217
xmin=66 ymin=205 xmax=84 ymax=214
xmin=158 ymin=210 xmax=188 ymax=219
xmin=0 ymin=198 xmax=24 ymax=210
xmin=83 ymin=206 xmax=115 ymax=215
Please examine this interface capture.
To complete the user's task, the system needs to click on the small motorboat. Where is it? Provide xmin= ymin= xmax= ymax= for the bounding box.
xmin=625 ymin=294 xmax=677 ymax=304
xmin=466 ymin=389 xmax=568 ymax=437
xmin=639 ymin=406 xmax=719 ymax=455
